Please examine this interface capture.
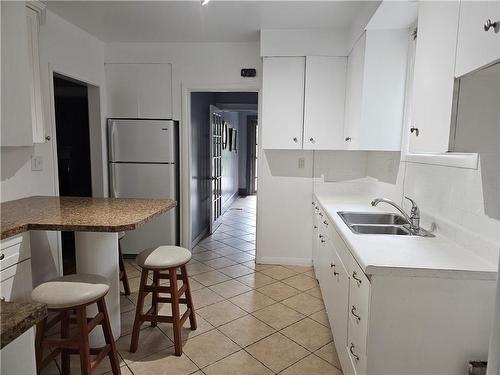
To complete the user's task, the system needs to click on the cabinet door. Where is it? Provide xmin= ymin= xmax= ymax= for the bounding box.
xmin=304 ymin=56 xmax=347 ymax=150
xmin=137 ymin=64 xmax=173 ymax=119
xmin=455 ymin=1 xmax=500 ymax=77
xmin=409 ymin=2 xmax=460 ymax=153
xmin=1 ymin=1 xmax=33 ymax=146
xmin=262 ymin=57 xmax=305 ymax=149
xmin=343 ymin=33 xmax=366 ymax=150
xmin=0 ymin=260 xmax=33 ymax=302
xmin=105 ymin=63 xmax=140 ymax=118
xmin=328 ymin=241 xmax=349 ymax=350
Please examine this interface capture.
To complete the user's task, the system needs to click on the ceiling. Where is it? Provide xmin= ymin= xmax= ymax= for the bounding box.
xmin=45 ymin=1 xmax=375 ymax=43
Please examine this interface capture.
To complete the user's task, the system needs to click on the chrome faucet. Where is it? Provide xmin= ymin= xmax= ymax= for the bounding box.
xmin=371 ymin=197 xmax=421 ymax=232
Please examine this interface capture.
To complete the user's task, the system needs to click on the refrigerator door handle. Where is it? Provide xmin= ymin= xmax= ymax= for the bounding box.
xmin=111 ymin=164 xmax=119 ymax=198
xmin=110 ymin=122 xmax=117 ymax=162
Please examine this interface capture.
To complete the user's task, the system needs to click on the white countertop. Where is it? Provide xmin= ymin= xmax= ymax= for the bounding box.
xmin=314 ymin=191 xmax=498 ymax=280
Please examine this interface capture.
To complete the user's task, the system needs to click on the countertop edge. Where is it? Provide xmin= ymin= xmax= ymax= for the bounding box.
xmin=0 ymin=301 xmax=48 ymax=349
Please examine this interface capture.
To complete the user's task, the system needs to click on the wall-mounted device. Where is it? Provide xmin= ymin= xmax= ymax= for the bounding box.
xmin=241 ymin=68 xmax=257 ymax=78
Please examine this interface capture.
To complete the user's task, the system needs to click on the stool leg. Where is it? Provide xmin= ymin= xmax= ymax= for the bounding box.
xmin=118 ymin=243 xmax=131 ymax=296
xmin=181 ymin=265 xmax=197 ymax=330
xmin=169 ymin=267 xmax=182 ymax=356
xmin=76 ymin=307 xmax=92 ymax=375
xmin=97 ymin=298 xmax=121 ymax=375
xmin=151 ymin=270 xmax=160 ymax=327
xmin=130 ymin=268 xmax=149 ymax=353
xmin=35 ymin=317 xmax=47 ymax=375
xmin=60 ymin=311 xmax=70 ymax=375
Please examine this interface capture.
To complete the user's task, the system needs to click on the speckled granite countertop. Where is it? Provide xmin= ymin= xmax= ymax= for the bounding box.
xmin=1 ymin=196 xmax=177 ymax=240
xmin=0 ymin=301 xmax=47 ymax=349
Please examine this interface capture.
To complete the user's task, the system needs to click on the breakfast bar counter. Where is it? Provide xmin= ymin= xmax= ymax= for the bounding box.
xmin=1 ymin=196 xmax=176 ymax=345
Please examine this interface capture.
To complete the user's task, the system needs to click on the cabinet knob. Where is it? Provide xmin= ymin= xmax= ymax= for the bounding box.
xmin=345 ymin=137 xmax=352 ymax=142
xmin=410 ymin=127 xmax=419 ymax=136
xmin=45 ymin=135 xmax=51 ymax=141
xmin=320 ymin=239 xmax=326 ymax=243
xmin=0 ymin=253 xmax=4 ymax=261
xmin=484 ymin=19 xmax=499 ymax=32
xmin=293 ymin=137 xmax=298 ymax=143
xmin=0 ymin=297 xmax=5 ymax=302
xmin=309 ymin=137 xmax=315 ymax=144
xmin=323 ymin=220 xmax=328 ymax=226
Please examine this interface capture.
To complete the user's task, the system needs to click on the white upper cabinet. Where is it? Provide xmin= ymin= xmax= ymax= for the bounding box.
xmin=1 ymin=2 xmax=34 ymax=146
xmin=303 ymin=56 xmax=347 ymax=150
xmin=261 ymin=57 xmax=305 ymax=149
xmin=409 ymin=2 xmax=460 ymax=154
xmin=344 ymin=29 xmax=409 ymax=151
xmin=105 ymin=63 xmax=173 ymax=119
xmin=455 ymin=1 xmax=500 ymax=77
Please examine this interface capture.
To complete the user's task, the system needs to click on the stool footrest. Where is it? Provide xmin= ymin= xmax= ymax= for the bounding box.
xmin=42 ymin=338 xmax=80 ymax=349
xmin=90 ymin=344 xmax=111 ymax=371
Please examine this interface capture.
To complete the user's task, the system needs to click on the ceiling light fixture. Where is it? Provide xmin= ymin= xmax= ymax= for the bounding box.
xmin=201 ymin=0 xmax=210 ymax=5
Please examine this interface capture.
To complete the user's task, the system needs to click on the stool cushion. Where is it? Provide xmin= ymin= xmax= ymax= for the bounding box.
xmin=136 ymin=246 xmax=191 ymax=270
xmin=32 ymin=274 xmax=110 ymax=309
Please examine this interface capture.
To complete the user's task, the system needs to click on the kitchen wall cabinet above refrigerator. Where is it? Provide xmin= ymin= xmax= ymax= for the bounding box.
xmin=105 ymin=63 xmax=173 ymax=119
xmin=261 ymin=56 xmax=347 ymax=150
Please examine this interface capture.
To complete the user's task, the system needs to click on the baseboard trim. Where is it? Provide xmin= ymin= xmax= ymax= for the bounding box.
xmin=256 ymin=256 xmax=312 ymax=267
xmin=191 ymin=227 xmax=209 ymax=249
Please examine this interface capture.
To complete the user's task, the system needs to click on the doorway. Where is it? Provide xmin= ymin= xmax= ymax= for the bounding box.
xmin=53 ymin=75 xmax=92 ymax=274
xmin=190 ymin=91 xmax=258 ymax=248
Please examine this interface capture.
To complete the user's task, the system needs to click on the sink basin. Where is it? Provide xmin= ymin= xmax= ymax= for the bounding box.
xmin=338 ymin=212 xmax=408 ymax=225
xmin=350 ymin=224 xmax=411 ymax=235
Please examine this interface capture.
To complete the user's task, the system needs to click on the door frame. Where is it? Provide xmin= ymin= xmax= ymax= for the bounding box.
xmin=46 ymin=64 xmax=105 ymax=276
xmin=181 ymin=84 xmax=259 ymax=250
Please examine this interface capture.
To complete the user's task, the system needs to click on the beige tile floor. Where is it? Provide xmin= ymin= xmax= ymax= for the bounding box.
xmin=42 ymin=196 xmax=342 ymax=375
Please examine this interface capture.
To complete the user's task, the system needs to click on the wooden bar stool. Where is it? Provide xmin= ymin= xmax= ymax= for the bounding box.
xmin=118 ymin=231 xmax=131 ymax=295
xmin=31 ymin=274 xmax=121 ymax=375
xmin=130 ymin=246 xmax=197 ymax=356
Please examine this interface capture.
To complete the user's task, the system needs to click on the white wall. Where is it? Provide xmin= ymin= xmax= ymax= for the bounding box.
xmin=0 ymin=9 xmax=106 ymax=285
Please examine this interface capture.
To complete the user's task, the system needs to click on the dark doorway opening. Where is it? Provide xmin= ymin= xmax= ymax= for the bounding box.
xmin=54 ymin=75 xmax=92 ymax=275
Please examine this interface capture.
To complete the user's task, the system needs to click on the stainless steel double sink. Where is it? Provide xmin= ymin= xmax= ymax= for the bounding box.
xmin=337 ymin=212 xmax=432 ymax=236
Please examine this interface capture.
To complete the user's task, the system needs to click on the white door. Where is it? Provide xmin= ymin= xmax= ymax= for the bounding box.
xmin=209 ymin=106 xmax=224 ymax=233
xmin=409 ymin=1 xmax=460 ymax=153
xmin=455 ymin=1 xmax=500 ymax=77
xmin=262 ymin=57 xmax=305 ymax=149
xmin=304 ymin=56 xmax=347 ymax=150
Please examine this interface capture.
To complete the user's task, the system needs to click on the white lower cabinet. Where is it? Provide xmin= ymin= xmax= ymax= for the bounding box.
xmin=313 ymin=197 xmax=496 ymax=375
xmin=0 ymin=234 xmax=32 ymax=302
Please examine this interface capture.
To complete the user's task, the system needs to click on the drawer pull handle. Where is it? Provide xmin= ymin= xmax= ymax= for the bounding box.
xmin=349 ymin=343 xmax=360 ymax=362
xmin=351 ymin=306 xmax=361 ymax=322
xmin=352 ymin=271 xmax=363 ymax=286
xmin=0 ymin=254 xmax=4 ymax=261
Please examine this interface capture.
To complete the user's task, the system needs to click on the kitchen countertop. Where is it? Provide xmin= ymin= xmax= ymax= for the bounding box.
xmin=0 ymin=301 xmax=47 ymax=349
xmin=314 ymin=191 xmax=498 ymax=280
xmin=0 ymin=196 xmax=177 ymax=240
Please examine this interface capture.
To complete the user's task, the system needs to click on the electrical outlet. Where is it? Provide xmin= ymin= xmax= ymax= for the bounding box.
xmin=298 ymin=157 xmax=305 ymax=169
xmin=31 ymin=156 xmax=43 ymax=171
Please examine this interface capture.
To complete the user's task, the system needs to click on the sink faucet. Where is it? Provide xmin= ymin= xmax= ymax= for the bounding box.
xmin=371 ymin=197 xmax=420 ymax=232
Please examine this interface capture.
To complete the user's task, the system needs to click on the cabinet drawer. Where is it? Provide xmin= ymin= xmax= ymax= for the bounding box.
xmin=1 ymin=234 xmax=30 ymax=271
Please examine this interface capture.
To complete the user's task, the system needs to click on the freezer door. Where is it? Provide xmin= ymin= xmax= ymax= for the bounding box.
xmin=108 ymin=119 xmax=176 ymax=163
xmin=110 ymin=162 xmax=178 ymax=253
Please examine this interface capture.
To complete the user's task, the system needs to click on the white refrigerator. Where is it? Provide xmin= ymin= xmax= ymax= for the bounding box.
xmin=108 ymin=119 xmax=179 ymax=254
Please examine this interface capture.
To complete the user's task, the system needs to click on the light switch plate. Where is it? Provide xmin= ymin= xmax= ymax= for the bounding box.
xmin=31 ymin=156 xmax=43 ymax=171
